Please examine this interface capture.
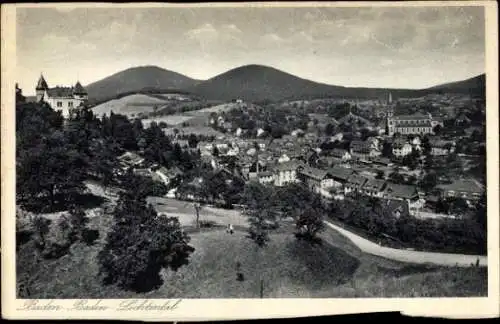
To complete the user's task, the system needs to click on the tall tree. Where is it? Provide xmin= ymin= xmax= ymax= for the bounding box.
xmin=242 ymin=182 xmax=277 ymax=298
xmin=98 ymin=190 xmax=194 ymax=292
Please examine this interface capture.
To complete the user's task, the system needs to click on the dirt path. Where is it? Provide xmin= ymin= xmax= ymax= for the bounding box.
xmin=324 ymin=221 xmax=487 ymax=267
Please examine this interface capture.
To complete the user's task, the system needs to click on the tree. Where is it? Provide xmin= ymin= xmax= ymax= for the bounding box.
xmin=419 ymin=173 xmax=437 ymax=192
xmin=242 ymin=182 xmax=277 ymax=298
xmin=17 ymin=130 xmax=87 ymax=210
xmin=382 ymin=142 xmax=393 ymax=158
xmin=67 ymin=206 xmax=89 ymax=242
xmin=295 ymin=206 xmax=325 ymax=242
xmin=32 ymin=216 xmax=51 ymax=251
xmin=433 ymin=124 xmax=442 ymax=135
xmin=325 ymin=123 xmax=336 ymax=136
xmin=188 ymin=134 xmax=199 ymax=148
xmin=275 ymin=183 xmax=313 ymax=219
xmin=212 ymin=145 xmax=220 ymax=157
xmin=98 ymin=191 xmax=195 ymax=292
xmin=388 ymin=172 xmax=405 ymax=184
xmin=376 ymin=170 xmax=385 ymax=180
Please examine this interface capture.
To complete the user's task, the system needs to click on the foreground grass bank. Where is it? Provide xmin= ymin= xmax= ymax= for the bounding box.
xmin=17 ymin=218 xmax=487 ymax=298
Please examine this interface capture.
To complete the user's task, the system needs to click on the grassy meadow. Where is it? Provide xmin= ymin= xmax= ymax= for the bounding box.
xmin=16 ymin=202 xmax=487 ymax=298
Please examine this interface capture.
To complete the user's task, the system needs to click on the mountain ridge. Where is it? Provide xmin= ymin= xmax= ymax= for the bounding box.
xmin=84 ymin=64 xmax=485 ymax=103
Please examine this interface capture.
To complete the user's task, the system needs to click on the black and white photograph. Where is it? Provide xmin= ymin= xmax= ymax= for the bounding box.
xmin=2 ymin=1 xmax=499 ymax=320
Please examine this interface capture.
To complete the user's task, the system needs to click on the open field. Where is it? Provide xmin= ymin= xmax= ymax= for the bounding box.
xmin=139 ymin=102 xmax=238 ymax=129
xmin=91 ymin=94 xmax=169 ymax=118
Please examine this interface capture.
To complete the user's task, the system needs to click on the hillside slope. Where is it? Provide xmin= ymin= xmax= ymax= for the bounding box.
xmin=428 ymin=74 xmax=485 ymax=96
xmin=187 ymin=64 xmax=348 ymax=102
xmin=85 ymin=66 xmax=200 ymax=103
xmin=187 ymin=64 xmax=485 ymax=102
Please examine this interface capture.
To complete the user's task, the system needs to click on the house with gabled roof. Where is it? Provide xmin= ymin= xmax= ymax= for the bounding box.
xmin=429 ymin=138 xmax=456 ymax=156
xmin=331 ymin=148 xmax=351 ymax=161
xmin=382 ymin=182 xmax=424 ymax=215
xmin=350 ymin=140 xmax=377 ymax=160
xmin=328 ymin=166 xmax=355 ymax=187
xmin=361 ymin=178 xmax=387 ymax=198
xmin=298 ymin=166 xmax=334 ymax=194
xmin=436 ymin=179 xmax=484 ymax=201
xmin=273 ymin=160 xmax=305 ymax=187
xmin=344 ymin=174 xmax=368 ymax=195
xmin=118 ymin=151 xmax=146 ymax=170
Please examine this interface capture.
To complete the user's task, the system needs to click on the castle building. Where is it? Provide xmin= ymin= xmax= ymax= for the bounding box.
xmin=387 ymin=110 xmax=443 ymax=137
xmin=35 ymin=74 xmax=88 ymax=118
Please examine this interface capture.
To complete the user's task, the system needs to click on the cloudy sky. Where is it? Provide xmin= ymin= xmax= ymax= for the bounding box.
xmin=16 ymin=5 xmax=485 ymax=95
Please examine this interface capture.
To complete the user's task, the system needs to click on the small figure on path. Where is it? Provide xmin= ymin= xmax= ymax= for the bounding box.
xmin=227 ymin=223 xmax=234 ymax=234
xmin=236 ymin=261 xmax=244 ymax=281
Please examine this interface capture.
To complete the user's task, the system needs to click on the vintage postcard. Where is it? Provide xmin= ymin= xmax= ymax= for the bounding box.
xmin=2 ymin=1 xmax=499 ymax=321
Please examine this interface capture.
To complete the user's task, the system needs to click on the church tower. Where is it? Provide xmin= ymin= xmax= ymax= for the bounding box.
xmin=35 ymin=74 xmax=48 ymax=102
xmin=388 ymin=92 xmax=393 ymax=105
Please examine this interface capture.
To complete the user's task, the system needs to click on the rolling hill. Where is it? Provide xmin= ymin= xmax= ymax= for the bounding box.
xmin=186 ymin=64 xmax=486 ymax=102
xmin=428 ymin=74 xmax=486 ymax=96
xmin=186 ymin=64 xmax=349 ymax=102
xmin=84 ymin=64 xmax=485 ymax=104
xmin=85 ymin=66 xmax=200 ymax=103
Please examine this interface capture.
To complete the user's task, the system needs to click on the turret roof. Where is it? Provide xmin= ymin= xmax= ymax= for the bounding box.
xmin=36 ymin=75 xmax=49 ymax=90
xmin=73 ymin=81 xmax=87 ymax=94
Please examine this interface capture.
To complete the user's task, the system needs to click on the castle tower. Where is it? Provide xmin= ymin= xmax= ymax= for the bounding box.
xmin=35 ymin=74 xmax=48 ymax=102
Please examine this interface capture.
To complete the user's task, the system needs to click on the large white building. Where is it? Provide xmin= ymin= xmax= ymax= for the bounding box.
xmin=36 ymin=74 xmax=88 ymax=118
xmin=387 ymin=111 xmax=443 ymax=137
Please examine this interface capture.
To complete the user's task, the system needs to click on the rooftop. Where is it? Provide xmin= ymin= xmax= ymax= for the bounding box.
xmin=347 ymin=174 xmax=368 ymax=187
xmin=274 ymin=159 xmax=304 ymax=172
xmin=392 ymin=113 xmax=431 ymax=121
xmin=328 ymin=166 xmax=354 ymax=181
xmin=299 ymin=166 xmax=329 ymax=181
xmin=383 ymin=183 xmax=418 ymax=199
xmin=436 ymin=179 xmax=484 ymax=193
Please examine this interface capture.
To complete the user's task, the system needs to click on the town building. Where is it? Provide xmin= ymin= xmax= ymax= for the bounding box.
xmin=429 ymin=138 xmax=456 ymax=156
xmin=436 ymin=179 xmax=484 ymax=201
xmin=382 ymin=183 xmax=424 ymax=215
xmin=344 ymin=174 xmax=368 ymax=195
xmin=361 ymin=179 xmax=387 ymax=198
xmin=35 ymin=74 xmax=88 ymax=118
xmin=257 ymin=171 xmax=275 ymax=185
xmin=370 ymin=156 xmax=393 ymax=167
xmin=298 ymin=166 xmax=334 ymax=196
xmin=387 ymin=111 xmax=442 ymax=136
xmin=392 ymin=140 xmax=413 ymax=157
xmin=331 ymin=148 xmax=351 ymax=162
xmin=350 ymin=140 xmax=379 ymax=160
xmin=273 ymin=160 xmax=304 ymax=187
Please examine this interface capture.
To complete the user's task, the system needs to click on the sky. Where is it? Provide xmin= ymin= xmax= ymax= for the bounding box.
xmin=16 ymin=5 xmax=485 ymax=95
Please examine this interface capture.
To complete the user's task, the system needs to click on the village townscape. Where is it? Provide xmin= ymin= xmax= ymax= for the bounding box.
xmin=15 ymin=6 xmax=488 ymax=299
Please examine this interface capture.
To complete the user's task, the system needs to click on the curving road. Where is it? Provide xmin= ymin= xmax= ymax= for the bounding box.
xmin=324 ymin=221 xmax=487 ymax=267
